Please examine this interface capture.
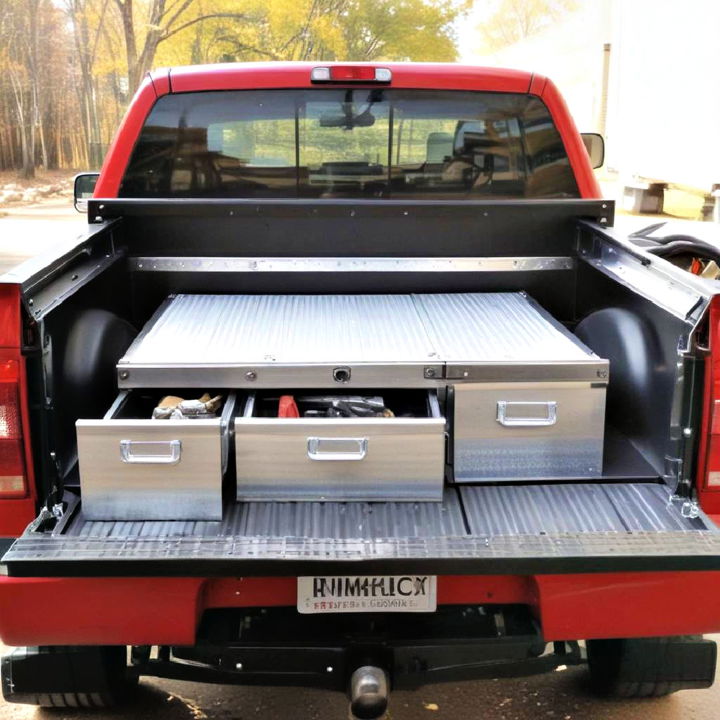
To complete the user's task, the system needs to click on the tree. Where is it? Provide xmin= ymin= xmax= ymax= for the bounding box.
xmin=113 ymin=0 xmax=259 ymax=92
xmin=163 ymin=0 xmax=469 ymax=65
xmin=477 ymin=0 xmax=577 ymax=53
xmin=341 ymin=0 xmax=468 ymax=62
xmin=0 ymin=0 xmax=469 ymax=174
xmin=0 ymin=0 xmax=57 ymax=178
xmin=65 ymin=0 xmax=113 ymax=168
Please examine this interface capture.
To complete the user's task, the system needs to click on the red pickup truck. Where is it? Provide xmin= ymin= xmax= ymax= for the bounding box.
xmin=0 ymin=62 xmax=719 ymax=719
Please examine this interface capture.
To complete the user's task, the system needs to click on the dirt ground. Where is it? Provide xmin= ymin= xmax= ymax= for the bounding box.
xmin=0 ymin=197 xmax=86 ymax=274
xmin=0 ymin=169 xmax=77 ymax=189
xmin=1 ymin=638 xmax=720 ymax=720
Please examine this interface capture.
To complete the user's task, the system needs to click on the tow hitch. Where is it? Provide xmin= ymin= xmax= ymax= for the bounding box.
xmin=349 ymin=666 xmax=389 ymax=719
xmin=131 ymin=606 xmax=581 ymax=701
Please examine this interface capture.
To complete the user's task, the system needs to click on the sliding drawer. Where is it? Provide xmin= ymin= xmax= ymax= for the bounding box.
xmin=453 ymin=382 xmax=605 ymax=481
xmin=77 ymin=391 xmax=236 ymax=521
xmin=235 ymin=390 xmax=445 ymax=501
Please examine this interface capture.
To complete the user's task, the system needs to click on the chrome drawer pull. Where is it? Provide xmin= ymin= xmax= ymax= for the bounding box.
xmin=119 ymin=439 xmax=182 ymax=464
xmin=307 ymin=437 xmax=368 ymax=461
xmin=496 ymin=401 xmax=558 ymax=427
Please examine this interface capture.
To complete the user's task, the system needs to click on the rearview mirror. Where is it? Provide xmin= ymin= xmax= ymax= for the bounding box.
xmin=581 ymin=133 xmax=604 ymax=169
xmin=319 ymin=109 xmax=376 ymax=129
xmin=73 ymin=172 xmax=99 ymax=213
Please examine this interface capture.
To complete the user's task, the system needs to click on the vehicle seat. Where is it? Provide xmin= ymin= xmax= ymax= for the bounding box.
xmin=425 ymin=132 xmax=454 ymax=165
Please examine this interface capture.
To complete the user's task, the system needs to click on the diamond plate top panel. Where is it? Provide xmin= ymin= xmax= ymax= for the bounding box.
xmin=120 ymin=292 xmax=597 ymax=371
xmin=121 ymin=294 xmax=437 ymax=366
xmin=413 ymin=292 xmax=595 ymax=363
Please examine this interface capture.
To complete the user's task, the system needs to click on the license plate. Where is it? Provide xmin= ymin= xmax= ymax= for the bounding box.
xmin=297 ymin=575 xmax=437 ymax=614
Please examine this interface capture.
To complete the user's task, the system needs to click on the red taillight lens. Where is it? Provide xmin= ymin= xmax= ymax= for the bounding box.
xmin=330 ymin=66 xmax=376 ymax=81
xmin=706 ymin=401 xmax=720 ymax=488
xmin=311 ymin=66 xmax=392 ymax=83
xmin=0 ymin=360 xmax=27 ymax=497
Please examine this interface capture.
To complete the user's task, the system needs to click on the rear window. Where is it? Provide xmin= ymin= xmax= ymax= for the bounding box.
xmin=119 ymin=89 xmax=579 ymax=200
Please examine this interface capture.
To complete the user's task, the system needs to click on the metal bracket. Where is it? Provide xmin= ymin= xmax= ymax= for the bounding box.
xmin=23 ymin=237 xmax=124 ymax=320
xmin=577 ymin=222 xmax=711 ymax=324
xmin=128 ymin=255 xmax=576 ymax=274
xmin=667 ymin=493 xmax=701 ymax=520
xmin=664 ymin=456 xmax=685 ymax=495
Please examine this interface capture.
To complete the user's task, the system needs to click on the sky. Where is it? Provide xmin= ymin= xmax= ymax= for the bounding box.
xmin=455 ymin=1 xmax=494 ymax=62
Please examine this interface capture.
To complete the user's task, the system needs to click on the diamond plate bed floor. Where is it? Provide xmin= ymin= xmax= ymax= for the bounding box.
xmin=4 ymin=483 xmax=719 ymax=576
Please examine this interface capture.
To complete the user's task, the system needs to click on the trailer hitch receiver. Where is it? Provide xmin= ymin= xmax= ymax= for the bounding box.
xmin=349 ymin=665 xmax=389 ymax=720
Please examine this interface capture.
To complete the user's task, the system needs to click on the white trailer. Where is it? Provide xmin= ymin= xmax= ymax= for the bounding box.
xmin=464 ymin=0 xmax=720 ymax=220
xmin=604 ymin=0 xmax=720 ymax=218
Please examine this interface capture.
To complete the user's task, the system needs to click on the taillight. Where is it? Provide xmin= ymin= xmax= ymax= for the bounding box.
xmin=0 ymin=359 xmax=27 ymax=497
xmin=705 ymin=400 xmax=720 ymax=488
xmin=310 ymin=66 xmax=392 ymax=84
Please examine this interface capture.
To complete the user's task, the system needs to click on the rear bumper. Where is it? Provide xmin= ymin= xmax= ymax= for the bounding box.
xmin=2 ymin=571 xmax=720 ymax=647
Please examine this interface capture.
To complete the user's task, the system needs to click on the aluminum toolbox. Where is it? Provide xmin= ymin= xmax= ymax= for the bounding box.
xmin=453 ymin=381 xmax=606 ymax=480
xmin=117 ymin=292 xmax=607 ymax=486
xmin=235 ymin=390 xmax=446 ymax=501
xmin=416 ymin=294 xmax=608 ymax=481
xmin=76 ymin=392 xmax=236 ymax=521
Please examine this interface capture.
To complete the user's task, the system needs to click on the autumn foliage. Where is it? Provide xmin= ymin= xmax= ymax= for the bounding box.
xmin=0 ymin=0 xmax=468 ymax=177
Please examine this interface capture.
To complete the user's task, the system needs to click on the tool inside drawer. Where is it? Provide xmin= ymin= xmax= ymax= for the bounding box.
xmin=244 ymin=389 xmax=442 ymax=420
xmin=107 ymin=388 xmax=233 ymax=421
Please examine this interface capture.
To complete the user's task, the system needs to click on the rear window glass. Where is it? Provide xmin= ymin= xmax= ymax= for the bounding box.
xmin=119 ymin=89 xmax=579 ymax=200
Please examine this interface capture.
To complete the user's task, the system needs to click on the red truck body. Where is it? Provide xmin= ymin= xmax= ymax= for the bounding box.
xmin=1 ymin=62 xmax=719 ymax=711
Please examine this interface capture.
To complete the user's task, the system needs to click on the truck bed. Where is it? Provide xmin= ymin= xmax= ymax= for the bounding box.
xmin=4 ymin=198 xmax=717 ymax=579
xmin=5 ymin=481 xmax=719 ymax=577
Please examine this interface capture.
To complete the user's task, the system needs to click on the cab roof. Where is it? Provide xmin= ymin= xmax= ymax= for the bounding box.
xmin=150 ymin=61 xmax=541 ymax=96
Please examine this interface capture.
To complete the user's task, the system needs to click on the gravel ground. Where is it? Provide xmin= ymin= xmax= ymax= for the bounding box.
xmin=1 ymin=639 xmax=719 ymax=720
xmin=0 ymin=200 xmax=85 ymax=274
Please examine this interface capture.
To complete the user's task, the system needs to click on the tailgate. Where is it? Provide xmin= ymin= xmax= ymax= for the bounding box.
xmin=3 ymin=482 xmax=720 ymax=577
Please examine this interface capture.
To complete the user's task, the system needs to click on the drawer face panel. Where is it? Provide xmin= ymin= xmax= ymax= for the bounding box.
xmin=453 ymin=382 xmax=606 ymax=481
xmin=77 ymin=392 xmax=234 ymax=520
xmin=235 ymin=392 xmax=445 ymax=501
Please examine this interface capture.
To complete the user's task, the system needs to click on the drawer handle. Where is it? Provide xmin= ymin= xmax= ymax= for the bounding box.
xmin=496 ymin=401 xmax=558 ymax=427
xmin=307 ymin=437 xmax=368 ymax=461
xmin=120 ymin=439 xmax=182 ymax=464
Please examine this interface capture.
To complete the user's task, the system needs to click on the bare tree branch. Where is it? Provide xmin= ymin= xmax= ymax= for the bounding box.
xmin=161 ymin=12 xmax=255 ymax=43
